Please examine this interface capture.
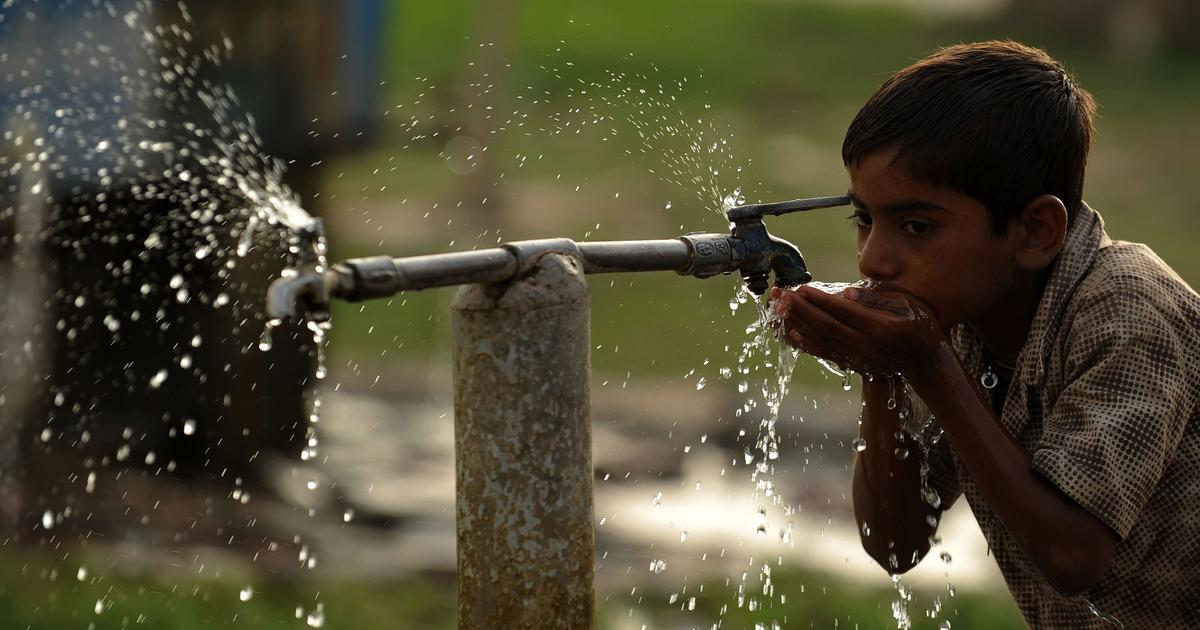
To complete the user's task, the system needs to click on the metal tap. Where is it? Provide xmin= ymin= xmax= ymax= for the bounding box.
xmin=723 ymin=195 xmax=852 ymax=295
xmin=266 ymin=195 xmax=851 ymax=321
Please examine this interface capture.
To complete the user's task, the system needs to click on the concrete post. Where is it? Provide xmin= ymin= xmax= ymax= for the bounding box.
xmin=451 ymin=252 xmax=595 ymax=629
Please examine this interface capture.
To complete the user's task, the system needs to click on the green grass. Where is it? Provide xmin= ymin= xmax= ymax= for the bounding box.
xmin=0 ymin=549 xmax=456 ymax=630
xmin=0 ymin=549 xmax=1023 ymax=630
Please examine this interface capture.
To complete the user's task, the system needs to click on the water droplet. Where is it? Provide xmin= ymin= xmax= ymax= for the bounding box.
xmin=695 ymin=377 xmax=706 ymax=391
xmin=95 ymin=140 xmax=110 ymax=152
xmin=343 ymin=509 xmax=355 ymax=523
xmin=258 ymin=325 xmax=275 ymax=352
xmin=183 ymin=419 xmax=197 ymax=436
xmin=306 ymin=603 xmax=325 ymax=627
xmin=679 ymin=530 xmax=688 ymax=542
xmin=94 ymin=598 xmax=105 ymax=615
xmin=939 ymin=551 xmax=952 ymax=563
xmin=237 ymin=216 xmax=259 ymax=257
xmin=239 ymin=586 xmax=253 ymax=602
xmin=851 ymin=437 xmax=867 ymax=452
xmin=77 ymin=567 xmax=88 ymax=581
xmin=149 ymin=369 xmax=168 ymax=389
xmin=41 ymin=510 xmax=54 ymax=530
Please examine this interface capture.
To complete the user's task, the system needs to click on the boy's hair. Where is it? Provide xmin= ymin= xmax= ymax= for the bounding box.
xmin=842 ymin=41 xmax=1096 ymax=234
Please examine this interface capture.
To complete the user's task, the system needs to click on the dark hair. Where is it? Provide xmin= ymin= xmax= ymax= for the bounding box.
xmin=842 ymin=41 xmax=1096 ymax=234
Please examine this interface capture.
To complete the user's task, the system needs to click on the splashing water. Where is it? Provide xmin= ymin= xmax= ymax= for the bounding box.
xmin=720 ymin=274 xmax=802 ymax=623
xmin=0 ymin=1 xmax=330 ymax=624
xmin=891 ymin=574 xmax=914 ymax=629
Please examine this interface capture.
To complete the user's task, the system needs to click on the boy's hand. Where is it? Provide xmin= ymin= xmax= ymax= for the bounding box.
xmin=769 ymin=283 xmax=946 ymax=377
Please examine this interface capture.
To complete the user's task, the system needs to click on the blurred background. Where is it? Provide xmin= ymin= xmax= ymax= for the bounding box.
xmin=0 ymin=0 xmax=1197 ymax=628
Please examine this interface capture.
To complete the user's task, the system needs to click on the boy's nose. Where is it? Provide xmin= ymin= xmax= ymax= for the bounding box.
xmin=857 ymin=233 xmax=900 ymax=282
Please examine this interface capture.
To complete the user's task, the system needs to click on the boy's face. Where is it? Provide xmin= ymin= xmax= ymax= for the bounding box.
xmin=847 ymin=149 xmax=1021 ymax=328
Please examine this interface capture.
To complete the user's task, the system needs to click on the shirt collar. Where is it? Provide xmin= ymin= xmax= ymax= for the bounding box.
xmin=949 ymin=203 xmax=1107 ymax=390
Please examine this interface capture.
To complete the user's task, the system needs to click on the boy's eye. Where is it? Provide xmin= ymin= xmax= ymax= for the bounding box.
xmin=901 ymin=220 xmax=933 ymax=235
xmin=845 ymin=212 xmax=871 ymax=229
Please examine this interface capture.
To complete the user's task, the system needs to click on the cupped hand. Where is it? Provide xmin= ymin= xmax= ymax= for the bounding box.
xmin=769 ymin=282 xmax=946 ymax=377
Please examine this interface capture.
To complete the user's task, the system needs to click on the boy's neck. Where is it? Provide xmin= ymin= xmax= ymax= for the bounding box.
xmin=967 ymin=270 xmax=1048 ymax=368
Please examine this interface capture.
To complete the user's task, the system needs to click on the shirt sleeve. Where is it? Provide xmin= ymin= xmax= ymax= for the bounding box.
xmin=1031 ymin=289 xmax=1195 ymax=539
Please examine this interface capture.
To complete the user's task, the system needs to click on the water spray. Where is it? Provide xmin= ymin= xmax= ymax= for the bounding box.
xmin=266 ymin=194 xmax=851 ymax=321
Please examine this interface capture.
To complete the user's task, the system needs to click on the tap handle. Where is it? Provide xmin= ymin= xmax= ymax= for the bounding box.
xmin=725 ymin=195 xmax=851 ymax=223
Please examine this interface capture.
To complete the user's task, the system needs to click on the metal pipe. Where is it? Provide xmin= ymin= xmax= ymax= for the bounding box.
xmin=311 ymin=233 xmax=741 ymax=311
xmin=452 ymin=252 xmax=594 ymax=629
xmin=576 ymin=239 xmax=690 ymax=273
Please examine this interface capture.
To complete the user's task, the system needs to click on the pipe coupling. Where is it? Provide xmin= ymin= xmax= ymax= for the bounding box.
xmin=678 ymin=233 xmax=741 ymax=278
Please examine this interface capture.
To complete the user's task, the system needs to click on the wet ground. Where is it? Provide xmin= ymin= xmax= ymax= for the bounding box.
xmin=269 ymin=359 xmax=1008 ymax=598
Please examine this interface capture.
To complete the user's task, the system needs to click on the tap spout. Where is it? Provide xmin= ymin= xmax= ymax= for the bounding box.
xmin=264 ymin=218 xmax=350 ymax=321
xmin=767 ymin=234 xmax=812 ymax=289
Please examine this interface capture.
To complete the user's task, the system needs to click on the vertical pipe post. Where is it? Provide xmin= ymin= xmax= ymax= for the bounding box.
xmin=451 ymin=252 xmax=595 ymax=629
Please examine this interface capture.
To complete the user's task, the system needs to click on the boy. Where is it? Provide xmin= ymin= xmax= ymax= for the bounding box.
xmin=772 ymin=41 xmax=1199 ymax=627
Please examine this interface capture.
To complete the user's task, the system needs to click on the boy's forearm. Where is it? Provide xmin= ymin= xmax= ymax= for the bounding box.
xmin=905 ymin=342 xmax=1119 ymax=594
xmin=852 ymin=377 xmax=937 ymax=573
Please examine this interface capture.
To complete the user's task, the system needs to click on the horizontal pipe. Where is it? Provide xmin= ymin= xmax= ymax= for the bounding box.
xmin=396 ymin=249 xmax=518 ymax=290
xmin=331 ymin=235 xmax=736 ymax=304
xmin=577 ymin=240 xmax=691 ymax=274
xmin=270 ymin=233 xmax=742 ymax=319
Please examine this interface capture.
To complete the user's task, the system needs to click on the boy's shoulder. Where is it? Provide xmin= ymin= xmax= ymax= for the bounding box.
xmin=1083 ymin=238 xmax=1198 ymax=303
xmin=1012 ymin=204 xmax=1200 ymax=401
xmin=1067 ymin=236 xmax=1200 ymax=345
xmin=1052 ymin=229 xmax=1200 ymax=408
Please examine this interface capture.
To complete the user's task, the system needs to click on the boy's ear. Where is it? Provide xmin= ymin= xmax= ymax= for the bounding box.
xmin=1010 ymin=195 xmax=1068 ymax=271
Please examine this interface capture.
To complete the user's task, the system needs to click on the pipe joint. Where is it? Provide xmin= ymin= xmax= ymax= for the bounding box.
xmin=677 ymin=232 xmax=742 ymax=278
xmin=502 ymin=238 xmax=582 ymax=276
